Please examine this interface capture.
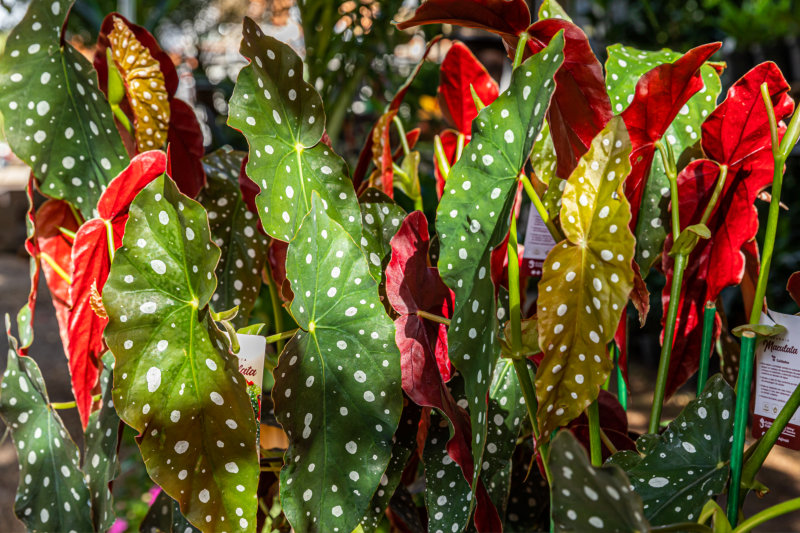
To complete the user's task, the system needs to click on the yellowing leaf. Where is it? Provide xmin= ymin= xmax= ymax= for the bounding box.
xmin=108 ymin=15 xmax=170 ymax=151
xmin=536 ymin=116 xmax=635 ymax=436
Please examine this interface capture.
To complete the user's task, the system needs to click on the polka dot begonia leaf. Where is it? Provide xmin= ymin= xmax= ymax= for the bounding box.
xmin=140 ymin=489 xmax=200 ymax=533
xmin=273 ymin=194 xmax=402 ymax=533
xmin=436 ymin=31 xmax=564 ymax=492
xmin=605 ymin=44 xmax=722 ymax=274
xmin=83 ymin=353 xmax=121 ymax=532
xmin=102 ymin=175 xmax=259 ymax=533
xmin=423 ymin=410 xmax=472 ymax=533
xmin=199 ymin=149 xmax=268 ymax=327
xmin=535 ymin=116 xmax=635 ymax=437
xmin=538 ymin=0 xmax=573 ymax=22
xmin=0 ymin=320 xmax=94 ymax=533
xmin=360 ymin=401 xmax=421 ymax=532
xmin=550 ymin=430 xmax=650 ymax=532
xmin=621 ymin=375 xmax=734 ymax=526
xmin=0 ymin=0 xmax=129 ymax=219
xmin=358 ymin=188 xmax=407 ymax=282
xmin=531 ymin=122 xmax=559 ymax=184
xmin=228 ymin=18 xmax=361 ymax=243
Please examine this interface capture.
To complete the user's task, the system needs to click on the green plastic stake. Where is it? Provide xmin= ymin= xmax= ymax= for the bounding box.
xmin=614 ymin=343 xmax=627 ymax=411
xmin=697 ymin=301 xmax=717 ymax=397
xmin=727 ymin=331 xmax=757 ymax=525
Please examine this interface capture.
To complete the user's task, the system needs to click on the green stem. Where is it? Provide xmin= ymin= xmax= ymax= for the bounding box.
xmin=587 ymin=399 xmax=602 ymax=466
xmin=392 ymin=115 xmax=410 ymax=156
xmin=697 ymin=301 xmax=716 ymax=397
xmin=264 ymin=329 xmax=299 ymax=345
xmin=58 ymin=226 xmax=76 ymax=240
xmin=732 ymin=497 xmax=800 ymax=533
xmin=699 ymin=165 xmax=728 ymax=226
xmin=649 ymin=253 xmax=687 ymax=433
xmin=512 ymin=357 xmax=551 ymax=483
xmin=614 ymin=343 xmax=628 ymax=411
xmin=416 ymin=309 xmax=451 ymax=326
xmin=263 ymin=262 xmax=286 ymax=353
xmin=51 ymin=393 xmax=102 ymax=410
xmin=434 ymin=135 xmax=451 ymax=180
xmin=508 ymin=211 xmax=522 ymax=356
xmin=520 ymin=174 xmax=562 ymax=241
xmin=512 ymin=32 xmax=530 ymax=70
xmin=655 ymin=140 xmax=679 ymax=240
xmin=740 ymin=380 xmax=800 ymax=500
xmin=727 ymin=332 xmax=757 ymax=526
xmin=111 ymin=104 xmax=133 ymax=135
xmin=455 ymin=133 xmax=466 ymax=161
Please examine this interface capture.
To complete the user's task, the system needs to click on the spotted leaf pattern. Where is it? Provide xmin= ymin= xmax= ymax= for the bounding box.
xmin=0 ymin=0 xmax=129 ymax=218
xmin=536 ymin=117 xmax=635 ymax=436
xmin=606 ymin=44 xmax=722 ymax=273
xmin=273 ymin=195 xmax=402 ymax=533
xmin=0 ymin=321 xmax=94 ymax=533
xmin=550 ymin=431 xmax=649 ymax=532
xmin=199 ymin=149 xmax=268 ymax=326
xmin=622 ymin=375 xmax=734 ymax=525
xmin=103 ymin=175 xmax=259 ymax=532
xmin=358 ymin=188 xmax=407 ymax=282
xmin=228 ymin=18 xmax=361 ymax=243
xmin=83 ymin=352 xmax=121 ymax=532
xmin=437 ymin=32 xmax=564 ymax=490
xmin=141 ymin=490 xmax=201 ymax=533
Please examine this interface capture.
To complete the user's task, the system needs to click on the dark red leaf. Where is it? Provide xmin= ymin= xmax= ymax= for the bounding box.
xmin=267 ymin=239 xmax=292 ymax=302
xmin=386 ymin=212 xmax=500 ymax=531
xmin=788 ymin=272 xmax=800 ymax=308
xmin=396 ymin=0 xmax=530 ymax=42
xmin=661 ymin=63 xmax=793 ymax=397
xmin=166 ymin=99 xmax=207 ymax=198
xmin=352 ymin=37 xmax=441 ymax=190
xmin=98 ymin=150 xmax=167 ymax=219
xmin=35 ymin=200 xmax=80 ymax=355
xmin=630 ymin=260 xmax=650 ymax=326
xmin=621 ymin=43 xmax=721 ymax=232
xmin=237 ymin=154 xmax=260 ymax=215
xmin=438 ymin=41 xmax=499 ymax=135
xmin=523 ymin=19 xmax=612 ymax=178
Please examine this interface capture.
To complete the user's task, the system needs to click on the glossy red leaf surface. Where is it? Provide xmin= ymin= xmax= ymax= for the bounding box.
xmin=386 ymin=212 xmax=500 ymax=531
xmin=621 ymin=43 xmax=720 ymax=231
xmin=661 ymin=63 xmax=792 ymax=397
xmin=438 ymin=41 xmax=499 ymax=135
xmin=237 ymin=154 xmax=259 ymax=214
xmin=396 ymin=0 xmax=530 ymax=42
xmin=524 ymin=19 xmax=612 ymax=178
xmin=788 ymin=272 xmax=800 ymax=308
xmin=68 ymin=152 xmax=166 ymax=426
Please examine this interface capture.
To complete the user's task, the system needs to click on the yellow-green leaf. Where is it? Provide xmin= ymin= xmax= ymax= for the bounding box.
xmin=535 ymin=116 xmax=635 ymax=436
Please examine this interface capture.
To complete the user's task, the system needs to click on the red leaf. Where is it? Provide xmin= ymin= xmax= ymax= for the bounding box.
xmin=166 ymin=99 xmax=207 ymax=198
xmin=267 ymin=239 xmax=292 ymax=302
xmin=386 ymin=213 xmax=500 ymax=531
xmin=353 ymin=37 xmax=441 ymax=190
xmin=98 ymin=150 xmax=167 ymax=219
xmin=396 ymin=0 xmax=530 ymax=42
xmin=788 ymin=272 xmax=800 ymax=308
xmin=68 ymin=218 xmax=124 ymax=427
xmin=621 ymin=43 xmax=721 ymax=231
xmin=35 ymin=200 xmax=79 ymax=354
xmin=630 ymin=260 xmax=650 ymax=326
xmin=569 ymin=391 xmax=636 ymax=462
xmin=523 ymin=19 xmax=612 ymax=178
xmin=438 ymin=41 xmax=499 ymax=135
xmin=661 ymin=63 xmax=793 ymax=397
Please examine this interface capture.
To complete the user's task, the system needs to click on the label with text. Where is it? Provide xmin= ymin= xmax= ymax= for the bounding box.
xmin=521 ymin=202 xmax=557 ymax=277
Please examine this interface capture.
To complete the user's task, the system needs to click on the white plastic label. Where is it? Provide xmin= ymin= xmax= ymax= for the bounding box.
xmin=522 ymin=202 xmax=556 ymax=276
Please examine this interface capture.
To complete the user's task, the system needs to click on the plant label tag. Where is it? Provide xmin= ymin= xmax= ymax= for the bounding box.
xmin=522 ymin=203 xmax=556 ymax=276
xmin=226 ymin=333 xmax=266 ymax=419
xmin=752 ymin=310 xmax=800 ymax=450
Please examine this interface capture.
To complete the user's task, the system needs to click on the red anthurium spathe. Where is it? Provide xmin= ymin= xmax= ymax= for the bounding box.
xmin=621 ymin=43 xmax=721 ymax=232
xmin=386 ymin=212 xmax=500 ymax=531
xmin=68 ymin=151 xmax=167 ymax=427
xmin=788 ymin=272 xmax=800 ymax=308
xmin=522 ymin=19 xmax=613 ymax=179
xmin=94 ymin=13 xmax=206 ymax=198
xmin=396 ymin=0 xmax=531 ymax=46
xmin=661 ymin=62 xmax=792 ymax=397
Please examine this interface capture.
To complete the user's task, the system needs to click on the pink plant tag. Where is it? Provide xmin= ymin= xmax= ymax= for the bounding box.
xmin=752 ymin=310 xmax=800 ymax=450
xmin=521 ymin=203 xmax=557 ymax=276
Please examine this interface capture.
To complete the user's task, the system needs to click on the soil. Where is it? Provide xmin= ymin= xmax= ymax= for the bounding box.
xmin=1 ymin=251 xmax=799 ymax=531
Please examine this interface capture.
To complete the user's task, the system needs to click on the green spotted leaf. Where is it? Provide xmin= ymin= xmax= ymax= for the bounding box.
xmin=273 ymin=195 xmax=402 ymax=533
xmin=436 ymin=32 xmax=564 ymax=488
xmin=536 ymin=117 xmax=635 ymax=436
xmin=228 ymin=18 xmax=361 ymax=243
xmin=358 ymin=188 xmax=407 ymax=282
xmin=0 ymin=0 xmax=129 ymax=218
xmin=622 ymin=375 xmax=733 ymax=525
xmin=605 ymin=44 xmax=722 ymax=273
xmin=83 ymin=352 xmax=121 ymax=532
xmin=538 ymin=0 xmax=573 ymax=21
xmin=140 ymin=490 xmax=201 ymax=533
xmin=423 ymin=410 xmax=472 ymax=533
xmin=0 ymin=320 xmax=94 ymax=533
xmin=531 ymin=123 xmax=559 ymax=184
xmin=199 ymin=149 xmax=268 ymax=326
xmin=103 ymin=175 xmax=259 ymax=533
xmin=550 ymin=431 xmax=650 ymax=532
